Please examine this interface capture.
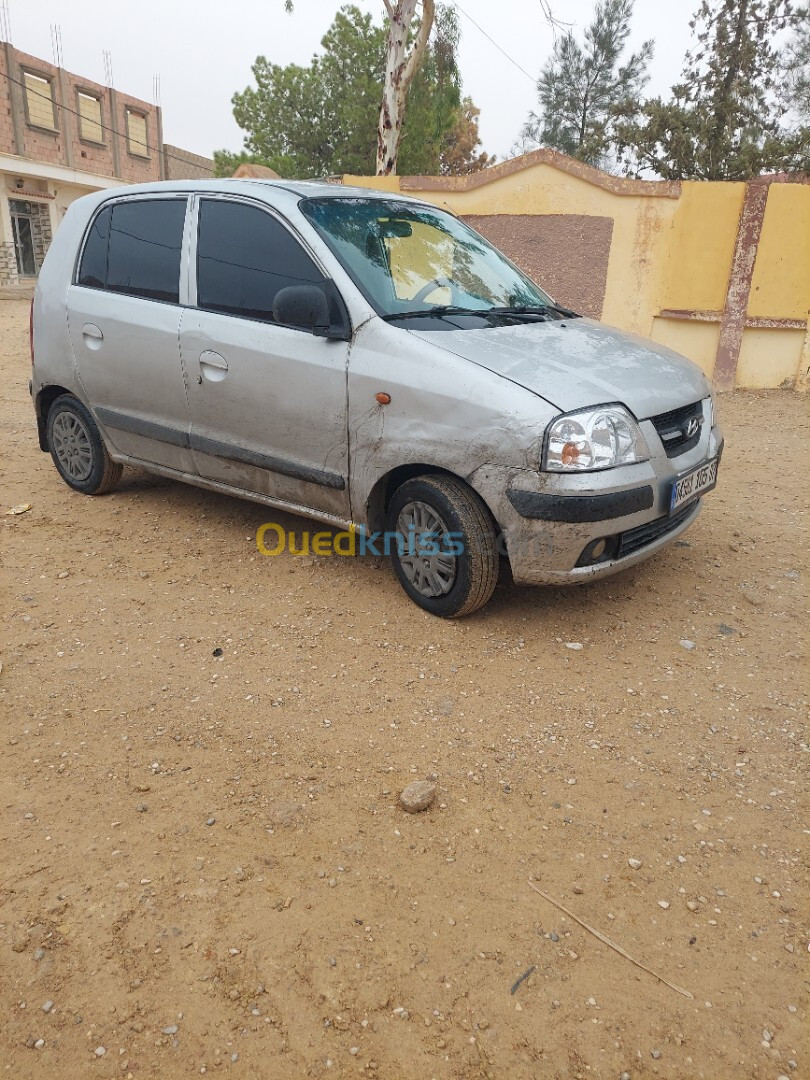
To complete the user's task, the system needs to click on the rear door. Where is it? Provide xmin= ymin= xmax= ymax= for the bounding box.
xmin=67 ymin=195 xmax=194 ymax=472
xmin=179 ymin=195 xmax=350 ymax=519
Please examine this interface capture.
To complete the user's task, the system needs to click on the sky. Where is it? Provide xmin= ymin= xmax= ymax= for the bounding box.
xmin=9 ymin=0 xmax=700 ymax=163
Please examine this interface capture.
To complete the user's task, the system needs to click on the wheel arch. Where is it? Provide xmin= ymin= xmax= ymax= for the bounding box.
xmin=35 ymin=384 xmax=73 ymax=451
xmin=365 ymin=463 xmax=500 ymax=536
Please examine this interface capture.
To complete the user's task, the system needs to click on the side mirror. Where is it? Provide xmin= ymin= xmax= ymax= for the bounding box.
xmin=273 ymin=285 xmax=331 ymax=335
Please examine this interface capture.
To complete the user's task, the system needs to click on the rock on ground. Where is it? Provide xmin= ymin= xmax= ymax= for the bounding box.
xmin=399 ymin=780 xmax=437 ymax=813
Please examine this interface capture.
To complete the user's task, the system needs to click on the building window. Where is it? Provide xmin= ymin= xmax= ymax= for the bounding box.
xmin=77 ymin=91 xmax=104 ymax=143
xmin=126 ymin=109 xmax=149 ymax=157
xmin=24 ymin=71 xmax=58 ymax=131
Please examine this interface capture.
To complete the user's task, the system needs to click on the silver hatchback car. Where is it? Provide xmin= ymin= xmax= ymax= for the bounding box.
xmin=30 ymin=179 xmax=722 ymax=616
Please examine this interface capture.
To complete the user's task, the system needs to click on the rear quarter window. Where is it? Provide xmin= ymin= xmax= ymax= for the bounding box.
xmin=77 ymin=205 xmax=111 ymax=289
xmin=77 ymin=197 xmax=187 ymax=304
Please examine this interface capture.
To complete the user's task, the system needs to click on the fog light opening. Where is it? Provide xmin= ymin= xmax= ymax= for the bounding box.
xmin=576 ymin=535 xmax=618 ymax=568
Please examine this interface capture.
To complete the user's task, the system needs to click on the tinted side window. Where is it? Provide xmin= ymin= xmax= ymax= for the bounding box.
xmin=78 ymin=205 xmax=111 ymax=288
xmin=197 ymin=199 xmax=323 ymax=321
xmin=105 ymin=199 xmax=186 ymax=303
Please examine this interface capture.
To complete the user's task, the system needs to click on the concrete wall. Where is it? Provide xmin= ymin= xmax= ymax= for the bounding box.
xmin=461 ymin=214 xmax=614 ymax=319
xmin=344 ymin=150 xmax=810 ymax=390
xmin=164 ymin=144 xmax=213 ymax=180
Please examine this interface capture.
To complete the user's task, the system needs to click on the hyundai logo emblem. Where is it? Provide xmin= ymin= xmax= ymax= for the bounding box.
xmin=684 ymin=417 xmax=701 ymax=438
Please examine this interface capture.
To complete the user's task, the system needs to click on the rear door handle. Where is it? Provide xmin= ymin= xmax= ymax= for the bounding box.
xmin=81 ymin=323 xmax=103 ymax=348
xmin=199 ymin=350 xmax=229 ymax=382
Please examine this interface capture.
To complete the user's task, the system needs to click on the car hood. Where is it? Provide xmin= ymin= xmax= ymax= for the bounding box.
xmin=410 ymin=317 xmax=711 ymax=418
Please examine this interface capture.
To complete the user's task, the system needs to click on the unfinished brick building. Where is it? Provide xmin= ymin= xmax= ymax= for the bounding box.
xmin=0 ymin=41 xmax=212 ymax=285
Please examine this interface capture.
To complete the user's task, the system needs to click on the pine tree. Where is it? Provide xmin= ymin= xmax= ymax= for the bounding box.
xmin=617 ymin=0 xmax=809 ymax=179
xmin=520 ymin=0 xmax=653 ymax=168
xmin=782 ymin=4 xmax=810 ymax=124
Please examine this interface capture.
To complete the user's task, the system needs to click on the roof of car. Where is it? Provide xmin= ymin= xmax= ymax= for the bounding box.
xmin=87 ymin=178 xmax=424 ymax=204
xmin=252 ymin=179 xmax=416 ymax=200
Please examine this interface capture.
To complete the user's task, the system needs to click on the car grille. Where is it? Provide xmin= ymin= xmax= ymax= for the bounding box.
xmin=617 ymin=501 xmax=699 ymax=559
xmin=650 ymin=400 xmax=704 ymax=458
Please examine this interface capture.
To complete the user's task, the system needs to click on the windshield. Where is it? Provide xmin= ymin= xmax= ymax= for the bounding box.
xmin=300 ymin=197 xmax=552 ymax=318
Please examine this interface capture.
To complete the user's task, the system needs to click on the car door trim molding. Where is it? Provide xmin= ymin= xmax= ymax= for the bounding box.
xmin=95 ymin=406 xmax=345 ymax=490
xmin=189 ymin=433 xmax=346 ymax=490
xmin=95 ymin=406 xmax=190 ymax=449
xmin=106 ymin=450 xmax=356 ymax=531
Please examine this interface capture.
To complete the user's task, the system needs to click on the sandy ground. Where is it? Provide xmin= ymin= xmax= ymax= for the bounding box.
xmin=1 ymin=296 xmax=808 ymax=1080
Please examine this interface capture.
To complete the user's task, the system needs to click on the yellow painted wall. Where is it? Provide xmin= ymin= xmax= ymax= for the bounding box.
xmin=344 ymin=174 xmax=401 ymax=193
xmin=748 ymin=184 xmax=810 ymax=320
xmin=650 ymin=318 xmax=721 ymax=379
xmin=736 ymin=328 xmax=808 ymax=389
xmin=342 ymin=165 xmax=809 ymax=389
xmin=658 ymin=182 xmax=744 ymax=313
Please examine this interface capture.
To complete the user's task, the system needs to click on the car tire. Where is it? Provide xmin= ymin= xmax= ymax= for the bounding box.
xmin=47 ymin=395 xmax=123 ymax=495
xmin=386 ymin=474 xmax=499 ymax=617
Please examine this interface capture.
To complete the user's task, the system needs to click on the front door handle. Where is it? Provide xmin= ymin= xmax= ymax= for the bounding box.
xmin=199 ymin=350 xmax=229 ymax=383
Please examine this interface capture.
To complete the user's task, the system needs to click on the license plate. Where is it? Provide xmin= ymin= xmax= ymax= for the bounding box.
xmin=670 ymin=457 xmax=718 ymax=513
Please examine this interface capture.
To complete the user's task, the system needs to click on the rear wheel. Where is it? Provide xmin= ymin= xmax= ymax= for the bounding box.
xmin=386 ymin=474 xmax=499 ymax=617
xmin=47 ymin=395 xmax=122 ymax=495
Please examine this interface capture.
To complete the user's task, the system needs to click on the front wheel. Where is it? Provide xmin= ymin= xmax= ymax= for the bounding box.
xmin=386 ymin=474 xmax=499 ymax=617
xmin=47 ymin=395 xmax=122 ymax=495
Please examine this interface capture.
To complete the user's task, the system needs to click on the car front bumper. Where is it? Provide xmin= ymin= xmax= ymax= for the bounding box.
xmin=471 ymin=409 xmax=723 ymax=586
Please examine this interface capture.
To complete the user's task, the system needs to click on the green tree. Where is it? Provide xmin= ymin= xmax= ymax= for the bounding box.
xmin=212 ymin=150 xmax=269 ymax=177
xmin=440 ymin=97 xmax=495 ymax=174
xmin=618 ymin=0 xmax=809 ymax=179
xmin=285 ymin=0 xmax=438 ymax=174
xmin=520 ymin=0 xmax=653 ymax=167
xmin=377 ymin=0 xmax=435 ymax=173
xmin=216 ymin=4 xmax=487 ymax=178
xmin=397 ymin=5 xmax=462 ymax=174
xmin=782 ymin=4 xmax=810 ymax=124
xmin=224 ymin=7 xmax=384 ymax=178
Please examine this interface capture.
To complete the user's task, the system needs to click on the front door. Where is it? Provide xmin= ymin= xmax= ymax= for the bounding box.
xmin=180 ymin=196 xmax=350 ymax=519
xmin=66 ymin=195 xmax=195 ymax=473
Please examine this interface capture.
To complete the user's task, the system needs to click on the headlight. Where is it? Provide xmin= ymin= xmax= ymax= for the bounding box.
xmin=543 ymin=405 xmax=649 ymax=472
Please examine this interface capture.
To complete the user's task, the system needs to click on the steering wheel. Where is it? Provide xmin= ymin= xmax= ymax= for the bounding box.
xmin=411 ymin=276 xmax=457 ymax=306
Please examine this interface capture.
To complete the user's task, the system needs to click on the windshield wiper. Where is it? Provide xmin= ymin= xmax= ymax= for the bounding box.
xmin=381 ymin=306 xmax=489 ymax=322
xmin=485 ymin=304 xmax=581 ymax=320
xmin=483 ymin=305 xmax=553 ymax=320
xmin=382 ymin=303 xmax=581 ymax=324
xmin=544 ymin=302 xmax=580 ymax=318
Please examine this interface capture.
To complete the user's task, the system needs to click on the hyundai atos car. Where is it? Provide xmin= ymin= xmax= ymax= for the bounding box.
xmin=30 ymin=180 xmax=722 ymax=616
